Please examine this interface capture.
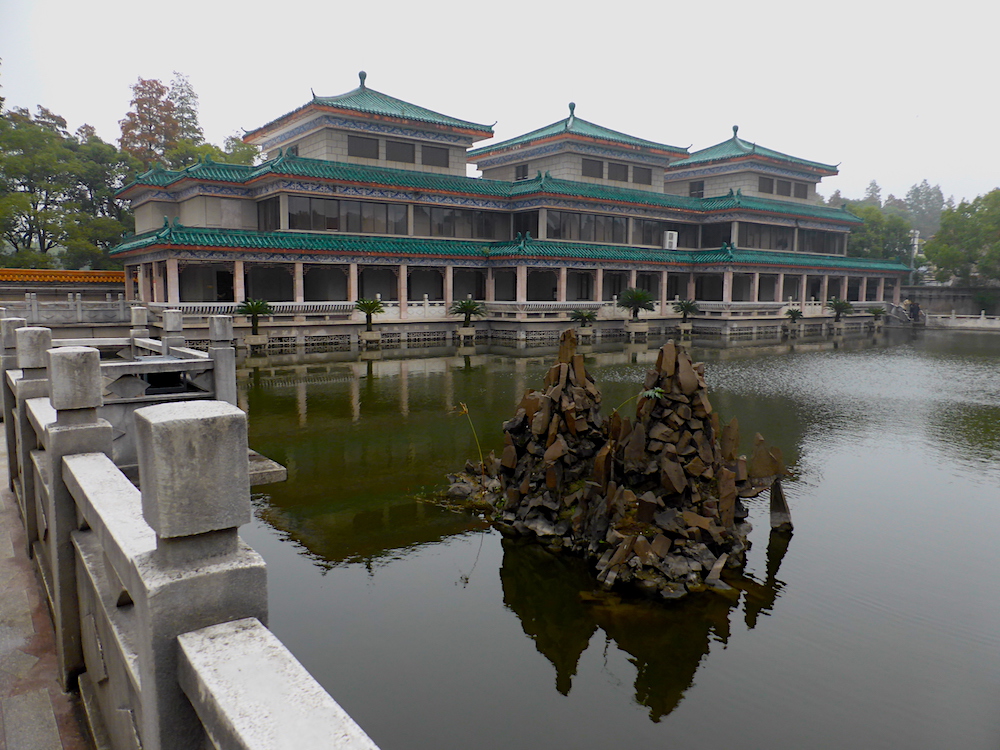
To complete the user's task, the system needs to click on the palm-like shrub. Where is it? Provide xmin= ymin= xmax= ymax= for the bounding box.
xmin=355 ymin=298 xmax=385 ymax=332
xmin=826 ymin=298 xmax=854 ymax=322
xmin=617 ymin=287 xmax=656 ymax=320
xmin=673 ymin=298 xmax=700 ymax=323
xmin=785 ymin=308 xmax=803 ymax=323
xmin=235 ymin=298 xmax=274 ymax=335
xmin=449 ymin=298 xmax=487 ymax=327
xmin=866 ymin=306 xmax=886 ymax=321
xmin=569 ymin=309 xmax=598 ymax=327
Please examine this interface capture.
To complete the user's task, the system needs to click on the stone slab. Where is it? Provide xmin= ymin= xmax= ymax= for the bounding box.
xmin=2 ymin=689 xmax=62 ymax=750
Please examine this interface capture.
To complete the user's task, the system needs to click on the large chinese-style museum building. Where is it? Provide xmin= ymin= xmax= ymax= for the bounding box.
xmin=112 ymin=71 xmax=908 ymax=337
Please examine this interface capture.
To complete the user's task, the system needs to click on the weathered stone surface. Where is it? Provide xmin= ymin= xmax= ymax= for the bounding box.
xmin=48 ymin=346 xmax=103 ymax=411
xmin=650 ymin=534 xmax=672 ymax=558
xmin=676 ymin=356 xmax=699 ymax=395
xmin=16 ymin=326 xmax=51 ymax=369
xmin=543 ymin=434 xmax=568 ymax=463
xmin=718 ymin=467 xmax=737 ymax=529
xmin=721 ymin=417 xmax=740 ymax=462
xmin=681 ymin=511 xmax=713 ymax=531
xmin=770 ymin=477 xmax=793 ymax=531
xmin=136 ymin=400 xmax=251 ymax=538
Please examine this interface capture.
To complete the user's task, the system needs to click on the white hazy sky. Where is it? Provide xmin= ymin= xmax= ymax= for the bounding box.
xmin=2 ymin=0 xmax=997 ymax=203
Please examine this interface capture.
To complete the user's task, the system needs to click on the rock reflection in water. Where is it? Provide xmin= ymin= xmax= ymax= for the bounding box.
xmin=500 ymin=529 xmax=791 ymax=722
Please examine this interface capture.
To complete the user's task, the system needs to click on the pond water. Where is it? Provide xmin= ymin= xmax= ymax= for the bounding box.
xmin=238 ymin=330 xmax=1000 ymax=749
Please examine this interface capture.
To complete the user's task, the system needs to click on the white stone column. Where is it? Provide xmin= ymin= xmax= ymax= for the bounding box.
xmin=399 ymin=265 xmax=408 ymax=319
xmin=751 ymin=272 xmax=760 ymax=302
xmin=537 ymin=209 xmax=547 ymax=240
xmin=659 ymin=270 xmax=668 ymax=312
xmin=348 ymin=263 xmax=359 ymax=301
xmin=799 ymin=274 xmax=808 ymax=304
xmin=557 ymin=267 xmax=567 ymax=302
xmin=234 ymin=261 xmax=245 ymax=303
xmin=793 ymin=226 xmax=799 ymax=252
xmin=859 ymin=276 xmax=868 ymax=303
xmin=628 ymin=268 xmax=637 ymax=289
xmin=293 ymin=262 xmax=304 ymax=303
xmin=892 ymin=278 xmax=901 ymax=305
xmin=842 ymin=275 xmax=850 ymax=300
xmin=485 ymin=267 xmax=495 ymax=302
xmin=515 ymin=266 xmax=527 ymax=303
xmin=166 ymin=258 xmax=180 ymax=304
xmin=443 ymin=266 xmax=454 ymax=307
xmin=595 ymin=268 xmax=604 ymax=302
xmin=138 ymin=264 xmax=150 ymax=302
xmin=686 ymin=273 xmax=696 ymax=300
xmin=877 ymin=277 xmax=886 ymax=303
xmin=820 ymin=275 xmax=829 ymax=302
xmin=278 ymin=194 xmax=289 ymax=230
xmin=775 ymin=273 xmax=784 ymax=303
xmin=730 ymin=221 xmax=739 ymax=245
xmin=722 ymin=270 xmax=733 ymax=303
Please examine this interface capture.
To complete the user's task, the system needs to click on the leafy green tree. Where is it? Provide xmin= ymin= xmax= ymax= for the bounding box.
xmin=449 ymin=298 xmax=486 ymax=327
xmin=235 ymin=298 xmax=274 ymax=335
xmin=0 ymin=107 xmax=79 ymax=254
xmin=847 ymin=204 xmax=912 ymax=262
xmin=169 ymin=72 xmax=203 ymax=145
xmin=862 ymin=180 xmax=882 ymax=207
xmin=569 ymin=309 xmax=597 ymax=327
xmin=923 ymin=190 xmax=1000 ymax=283
xmin=826 ymin=298 xmax=854 ymax=322
xmin=617 ymin=287 xmax=655 ymax=320
xmin=905 ymin=180 xmax=946 ymax=238
xmin=672 ymin=298 xmax=699 ymax=322
xmin=119 ymin=77 xmax=180 ymax=169
xmin=222 ymin=133 xmax=259 ymax=166
xmin=355 ymin=298 xmax=385 ymax=331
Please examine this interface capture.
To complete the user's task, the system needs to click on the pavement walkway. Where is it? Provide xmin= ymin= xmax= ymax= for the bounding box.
xmin=0 ymin=432 xmax=92 ymax=750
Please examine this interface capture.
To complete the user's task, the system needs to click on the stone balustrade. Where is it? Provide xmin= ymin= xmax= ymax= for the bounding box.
xmin=0 ymin=314 xmax=377 ymax=750
xmin=1 ymin=292 xmax=131 ymax=325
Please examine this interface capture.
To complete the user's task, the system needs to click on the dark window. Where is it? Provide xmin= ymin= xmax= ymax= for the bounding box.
xmin=288 ymin=196 xmax=311 ymax=230
xmin=422 ymin=146 xmax=449 ymax=167
xmin=347 ymin=135 xmax=379 ymax=159
xmin=474 ymin=210 xmax=510 ymax=240
xmin=580 ymin=213 xmax=595 ymax=242
xmin=582 ymin=158 xmax=603 ymax=178
xmin=689 ymin=180 xmax=705 ymax=198
xmin=700 ymin=223 xmax=730 ymax=248
xmin=514 ymin=164 xmax=529 ymax=180
xmin=632 ymin=166 xmax=652 ymax=185
xmin=454 ymin=208 xmax=474 ymax=239
xmin=776 ymin=180 xmax=792 ymax=197
xmin=257 ymin=197 xmax=280 ymax=231
xmin=608 ymin=162 xmax=628 ymax=182
xmin=794 ymin=182 xmax=808 ymax=199
xmin=311 ymin=198 xmax=339 ymax=230
xmin=361 ymin=202 xmax=387 ymax=234
xmin=413 ymin=205 xmax=431 ymax=236
xmin=386 ymin=140 xmax=415 ymax=163
xmin=546 ymin=211 xmax=580 ymax=241
xmin=758 ymin=176 xmax=774 ymax=194
xmin=388 ymin=204 xmax=408 ymax=234
xmin=513 ymin=211 xmax=539 ymax=238
xmin=341 ymin=200 xmax=362 ymax=233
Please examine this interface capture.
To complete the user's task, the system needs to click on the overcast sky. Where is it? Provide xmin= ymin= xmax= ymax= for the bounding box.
xmin=2 ymin=0 xmax=997 ymax=204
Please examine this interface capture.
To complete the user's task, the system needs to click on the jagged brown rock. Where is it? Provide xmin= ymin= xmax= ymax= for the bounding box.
xmin=450 ymin=329 xmax=788 ymax=600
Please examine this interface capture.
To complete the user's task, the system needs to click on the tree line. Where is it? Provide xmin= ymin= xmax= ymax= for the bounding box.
xmin=0 ymin=67 xmax=255 ymax=270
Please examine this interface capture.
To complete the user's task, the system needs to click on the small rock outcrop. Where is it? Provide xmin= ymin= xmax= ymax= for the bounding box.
xmin=451 ymin=330 xmax=788 ymax=600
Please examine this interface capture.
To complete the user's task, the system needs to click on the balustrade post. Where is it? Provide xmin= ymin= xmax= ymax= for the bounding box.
xmin=209 ymin=316 xmax=237 ymax=406
xmin=130 ymin=305 xmax=150 ymax=359
xmin=13 ymin=327 xmax=51 ymax=529
xmin=75 ymin=293 xmax=84 ymax=323
xmin=161 ymin=309 xmax=185 ymax=354
xmin=2 ymin=317 xmax=26 ymax=491
xmin=42 ymin=345 xmax=113 ymax=688
xmin=133 ymin=400 xmax=267 ymax=750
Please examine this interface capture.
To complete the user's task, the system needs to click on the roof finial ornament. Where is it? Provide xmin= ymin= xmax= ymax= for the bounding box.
xmin=359 ymin=70 xmax=367 ymax=88
xmin=733 ymin=125 xmax=739 ymax=137
xmin=310 ymin=87 xmax=316 ymax=99
xmin=566 ymin=102 xmax=576 ymax=130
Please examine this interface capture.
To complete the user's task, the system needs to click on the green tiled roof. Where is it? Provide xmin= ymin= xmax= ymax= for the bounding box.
xmin=110 ymin=224 xmax=907 ymax=274
xmin=247 ymin=72 xmax=493 ymax=139
xmin=468 ymin=104 xmax=687 ymax=157
xmin=700 ymin=190 xmax=863 ymax=224
xmin=110 ymin=224 xmax=490 ymax=258
xmin=667 ymin=127 xmax=838 ymax=174
xmin=121 ymin=155 xmax=860 ymax=226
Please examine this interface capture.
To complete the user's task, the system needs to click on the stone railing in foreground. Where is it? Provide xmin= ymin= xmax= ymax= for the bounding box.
xmin=23 ymin=346 xmax=379 ymax=750
xmin=926 ymin=311 xmax=1000 ymax=330
xmin=1 ymin=293 xmax=132 ymax=325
